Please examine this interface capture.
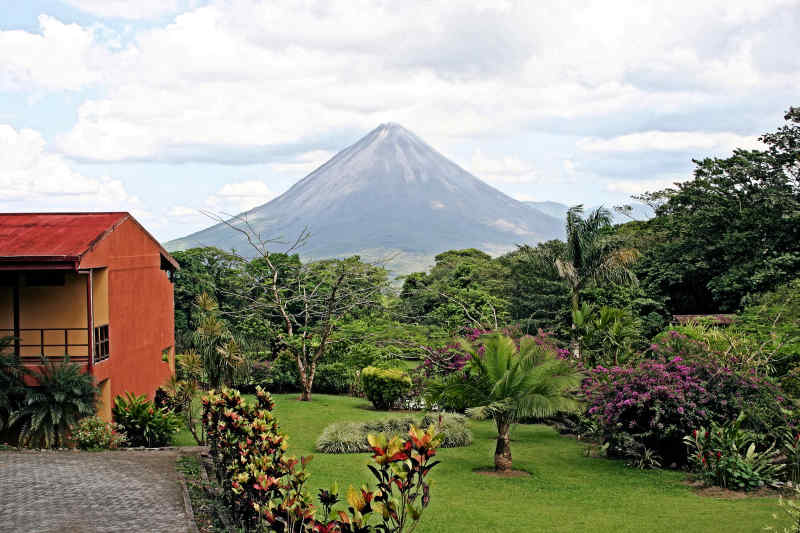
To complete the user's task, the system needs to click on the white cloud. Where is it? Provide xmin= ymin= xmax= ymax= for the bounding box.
xmin=205 ymin=180 xmax=276 ymax=214
xmin=606 ymin=178 xmax=689 ymax=195
xmin=0 ymin=124 xmax=140 ymax=210
xmin=0 ymin=0 xmax=786 ymax=164
xmin=469 ymin=149 xmax=539 ymax=184
xmin=268 ymin=151 xmax=335 ymax=177
xmin=62 ymin=0 xmax=196 ymax=20
xmin=0 ymin=15 xmax=111 ymax=91
xmin=579 ymin=131 xmax=764 ymax=153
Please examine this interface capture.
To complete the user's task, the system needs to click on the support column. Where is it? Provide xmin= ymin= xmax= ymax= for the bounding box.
xmin=84 ymin=269 xmax=94 ymax=373
xmin=12 ymin=273 xmax=20 ymax=357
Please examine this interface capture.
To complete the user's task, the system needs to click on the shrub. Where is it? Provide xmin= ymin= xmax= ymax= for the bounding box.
xmin=684 ymin=415 xmax=783 ymax=491
xmin=71 ymin=416 xmax=127 ymax=450
xmin=312 ymin=361 xmax=354 ymax=395
xmin=250 ymin=354 xmax=300 ymax=393
xmin=9 ymin=358 xmax=97 ymax=448
xmin=316 ymin=413 xmax=472 ymax=453
xmin=582 ymin=357 xmax=791 ymax=465
xmin=361 ymin=366 xmax=413 ymax=410
xmin=112 ymin=392 xmax=180 ymax=447
xmin=202 ymin=387 xmax=442 ymax=532
xmin=782 ymin=367 xmax=800 ymax=399
xmin=0 ymin=338 xmax=27 ymax=432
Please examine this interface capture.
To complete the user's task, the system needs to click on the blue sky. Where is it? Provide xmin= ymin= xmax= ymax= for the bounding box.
xmin=1 ymin=0 xmax=798 ymax=241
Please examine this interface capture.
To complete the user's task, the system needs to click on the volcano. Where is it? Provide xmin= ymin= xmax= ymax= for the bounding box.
xmin=166 ymin=123 xmax=564 ymax=274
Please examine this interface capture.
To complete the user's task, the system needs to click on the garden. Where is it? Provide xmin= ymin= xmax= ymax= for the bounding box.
xmin=1 ymin=106 xmax=799 ymax=532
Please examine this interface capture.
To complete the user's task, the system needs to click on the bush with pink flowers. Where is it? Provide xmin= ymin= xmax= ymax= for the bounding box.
xmin=582 ymin=356 xmax=791 ymax=466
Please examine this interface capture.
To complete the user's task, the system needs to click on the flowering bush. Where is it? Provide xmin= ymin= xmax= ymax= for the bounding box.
xmin=202 ymin=387 xmax=442 ymax=532
xmin=112 ymin=392 xmax=181 ymax=447
xmin=71 ymin=416 xmax=127 ymax=450
xmin=582 ymin=356 xmax=791 ymax=465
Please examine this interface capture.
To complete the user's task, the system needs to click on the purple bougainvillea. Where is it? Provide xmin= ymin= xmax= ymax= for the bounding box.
xmin=582 ymin=355 xmax=791 ymax=465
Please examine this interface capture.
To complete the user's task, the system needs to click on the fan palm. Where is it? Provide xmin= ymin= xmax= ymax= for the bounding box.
xmin=534 ymin=206 xmax=639 ymax=357
xmin=428 ymin=334 xmax=582 ymax=472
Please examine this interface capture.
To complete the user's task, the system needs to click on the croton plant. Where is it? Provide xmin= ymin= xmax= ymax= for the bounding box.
xmin=202 ymin=386 xmax=442 ymax=532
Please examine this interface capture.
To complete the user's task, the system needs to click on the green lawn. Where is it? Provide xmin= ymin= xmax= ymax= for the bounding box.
xmin=175 ymin=393 xmax=786 ymax=532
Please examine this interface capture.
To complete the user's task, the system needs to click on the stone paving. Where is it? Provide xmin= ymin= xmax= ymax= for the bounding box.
xmin=0 ymin=449 xmax=193 ymax=533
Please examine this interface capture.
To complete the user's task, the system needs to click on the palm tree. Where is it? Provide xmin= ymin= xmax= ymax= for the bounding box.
xmin=192 ymin=292 xmax=247 ymax=388
xmin=0 ymin=336 xmax=28 ymax=432
xmin=537 ymin=206 xmax=639 ymax=357
xmin=428 ymin=334 xmax=582 ymax=472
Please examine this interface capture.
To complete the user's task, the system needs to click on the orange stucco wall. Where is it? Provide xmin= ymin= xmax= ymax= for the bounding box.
xmin=80 ymin=218 xmax=175 ymax=402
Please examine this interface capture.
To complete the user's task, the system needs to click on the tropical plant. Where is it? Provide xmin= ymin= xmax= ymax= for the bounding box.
xmin=527 ymin=206 xmax=639 ymax=358
xmin=112 ymin=392 xmax=180 ymax=447
xmin=361 ymin=366 xmax=413 ymax=410
xmin=427 ymin=333 xmax=582 ymax=471
xmin=192 ymin=292 xmax=248 ymax=388
xmin=9 ymin=357 xmax=98 ymax=448
xmin=577 ymin=305 xmax=643 ymax=367
xmin=202 ymin=386 xmax=442 ymax=532
xmin=71 ymin=416 xmax=127 ymax=449
xmin=684 ymin=414 xmax=784 ymax=491
xmin=0 ymin=336 xmax=27 ymax=432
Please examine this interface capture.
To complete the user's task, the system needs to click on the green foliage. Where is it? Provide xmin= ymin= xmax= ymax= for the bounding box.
xmin=361 ymin=366 xmax=413 ymax=409
xmin=427 ymin=333 xmax=582 ymax=471
xmin=782 ymin=368 xmax=800 ymax=399
xmin=635 ymin=107 xmax=800 ymax=313
xmin=112 ymin=392 xmax=180 ymax=447
xmin=398 ymin=249 xmax=512 ymax=331
xmin=71 ymin=416 xmax=127 ymax=450
xmin=684 ymin=415 xmax=784 ymax=491
xmin=312 ymin=361 xmax=354 ymax=395
xmin=738 ymin=277 xmax=800 ymax=375
xmin=192 ymin=292 xmax=249 ymax=388
xmin=316 ymin=413 xmax=472 ymax=453
xmin=9 ymin=358 xmax=97 ymax=448
xmin=202 ymin=387 xmax=442 ymax=532
xmin=653 ymin=323 xmax=780 ymax=376
xmin=0 ymin=337 xmax=27 ymax=432
xmin=502 ymin=242 xmax=572 ymax=337
xmin=578 ymin=305 xmax=643 ymax=367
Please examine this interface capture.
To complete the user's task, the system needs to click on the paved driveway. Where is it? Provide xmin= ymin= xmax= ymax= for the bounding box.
xmin=0 ymin=449 xmax=194 ymax=533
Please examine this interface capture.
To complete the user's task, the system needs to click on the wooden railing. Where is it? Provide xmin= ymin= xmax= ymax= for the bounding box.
xmin=0 ymin=328 xmax=90 ymax=364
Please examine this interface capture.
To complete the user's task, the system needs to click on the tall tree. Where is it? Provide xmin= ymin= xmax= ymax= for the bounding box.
xmin=528 ymin=206 xmax=639 ymax=356
xmin=216 ymin=218 xmax=389 ymax=401
xmin=635 ymin=106 xmax=800 ymax=312
xmin=428 ymin=334 xmax=581 ymax=472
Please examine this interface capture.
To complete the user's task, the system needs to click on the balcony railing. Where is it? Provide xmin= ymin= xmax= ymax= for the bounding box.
xmin=0 ymin=328 xmax=90 ymax=364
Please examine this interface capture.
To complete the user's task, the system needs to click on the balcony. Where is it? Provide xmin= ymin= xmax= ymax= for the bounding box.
xmin=1 ymin=327 xmax=90 ymax=365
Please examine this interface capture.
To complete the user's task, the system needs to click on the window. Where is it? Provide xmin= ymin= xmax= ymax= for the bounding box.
xmin=94 ymin=324 xmax=110 ymax=363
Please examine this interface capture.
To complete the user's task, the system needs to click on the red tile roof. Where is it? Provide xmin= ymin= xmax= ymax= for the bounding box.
xmin=0 ymin=213 xmax=129 ymax=261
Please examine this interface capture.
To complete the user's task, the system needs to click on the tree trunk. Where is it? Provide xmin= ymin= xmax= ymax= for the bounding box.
xmin=570 ymin=291 xmax=581 ymax=360
xmin=494 ymin=419 xmax=512 ymax=472
xmin=300 ymin=383 xmax=312 ymax=401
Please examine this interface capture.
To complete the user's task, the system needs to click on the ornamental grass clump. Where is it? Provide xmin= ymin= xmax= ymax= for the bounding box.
xmin=202 ymin=386 xmax=442 ymax=532
xmin=316 ymin=413 xmax=471 ymax=454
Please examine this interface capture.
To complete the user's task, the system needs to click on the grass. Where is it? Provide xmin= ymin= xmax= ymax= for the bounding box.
xmin=174 ymin=393 xmax=787 ymax=532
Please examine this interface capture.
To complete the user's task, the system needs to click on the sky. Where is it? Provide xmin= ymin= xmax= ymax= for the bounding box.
xmin=1 ymin=0 xmax=798 ymax=241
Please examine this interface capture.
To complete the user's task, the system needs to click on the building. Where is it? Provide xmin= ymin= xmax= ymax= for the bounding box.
xmin=0 ymin=213 xmax=178 ymax=421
